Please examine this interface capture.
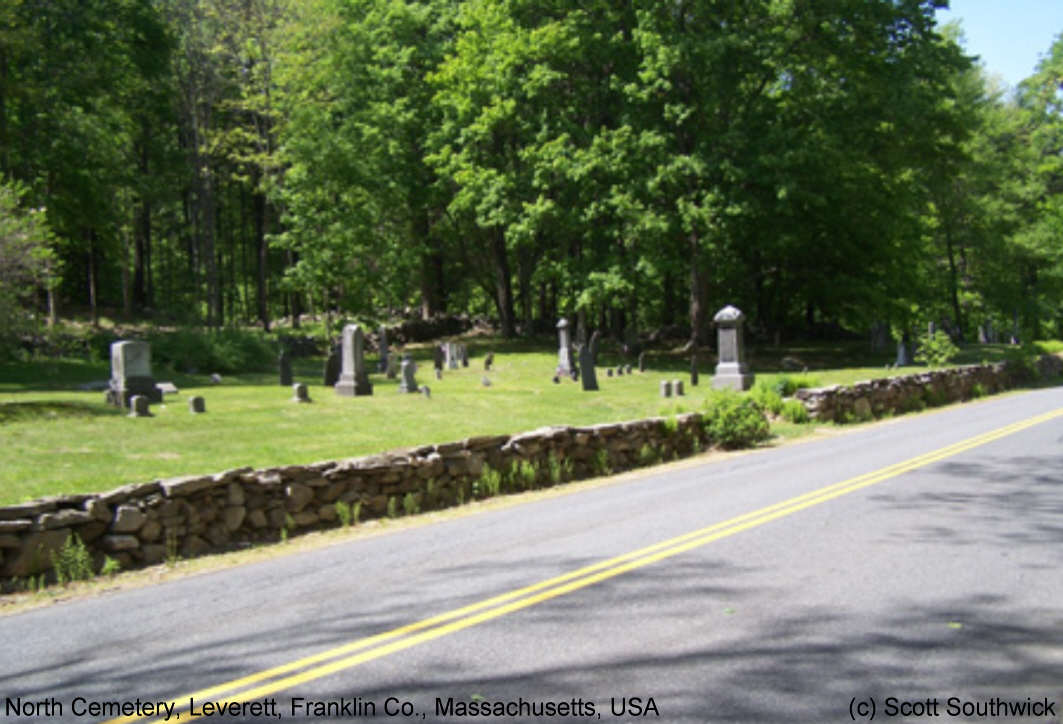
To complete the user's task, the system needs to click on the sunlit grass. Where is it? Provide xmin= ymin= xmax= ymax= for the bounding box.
xmin=1 ymin=337 xmax=1055 ymax=505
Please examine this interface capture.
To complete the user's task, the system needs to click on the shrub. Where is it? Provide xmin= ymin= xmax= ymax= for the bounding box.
xmin=146 ymin=328 xmax=276 ymax=374
xmin=702 ymin=390 xmax=770 ymax=449
xmin=915 ymin=330 xmax=959 ymax=368
xmin=773 ymin=374 xmax=821 ymax=397
xmin=750 ymin=380 xmax=784 ymax=415
xmin=781 ymin=399 xmax=810 ymax=424
xmin=475 ymin=466 xmax=503 ymax=498
xmin=50 ymin=533 xmax=93 ymax=584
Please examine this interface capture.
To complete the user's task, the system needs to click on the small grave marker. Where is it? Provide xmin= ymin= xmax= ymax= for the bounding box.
xmin=189 ymin=396 xmax=206 ymax=414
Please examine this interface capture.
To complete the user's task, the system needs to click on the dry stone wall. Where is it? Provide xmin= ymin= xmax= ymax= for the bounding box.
xmin=794 ymin=355 xmax=1063 ymax=423
xmin=0 ymin=414 xmax=707 ymax=585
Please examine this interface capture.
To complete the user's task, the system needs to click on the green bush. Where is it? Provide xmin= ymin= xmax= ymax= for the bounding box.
xmin=750 ymin=380 xmax=784 ymax=415
xmin=773 ymin=374 xmax=821 ymax=397
xmin=781 ymin=399 xmax=810 ymax=424
xmin=915 ymin=330 xmax=959 ymax=368
xmin=702 ymin=390 xmax=771 ymax=449
xmin=146 ymin=328 xmax=276 ymax=374
xmin=51 ymin=533 xmax=93 ymax=584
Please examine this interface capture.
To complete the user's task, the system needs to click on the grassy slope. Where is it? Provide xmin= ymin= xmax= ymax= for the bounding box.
xmin=0 ymin=337 xmax=1037 ymax=505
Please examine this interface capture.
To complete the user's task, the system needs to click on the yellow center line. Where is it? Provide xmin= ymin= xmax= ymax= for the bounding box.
xmin=109 ymin=407 xmax=1063 ymax=724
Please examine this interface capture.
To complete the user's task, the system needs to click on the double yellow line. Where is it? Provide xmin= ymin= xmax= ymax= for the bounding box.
xmin=109 ymin=407 xmax=1063 ymax=724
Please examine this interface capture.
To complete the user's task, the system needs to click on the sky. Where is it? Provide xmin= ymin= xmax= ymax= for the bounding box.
xmin=935 ymin=0 xmax=1063 ymax=89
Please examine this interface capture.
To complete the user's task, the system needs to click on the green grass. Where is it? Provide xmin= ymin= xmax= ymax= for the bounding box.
xmin=1 ymin=337 xmax=1056 ymax=506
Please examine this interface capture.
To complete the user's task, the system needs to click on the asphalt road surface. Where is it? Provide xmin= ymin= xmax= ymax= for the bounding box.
xmin=2 ymin=387 xmax=1063 ymax=724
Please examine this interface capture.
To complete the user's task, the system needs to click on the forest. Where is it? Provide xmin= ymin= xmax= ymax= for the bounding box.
xmin=2 ymin=0 xmax=1062 ymax=349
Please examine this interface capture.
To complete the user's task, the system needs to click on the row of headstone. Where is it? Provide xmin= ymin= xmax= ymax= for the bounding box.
xmin=660 ymin=380 xmax=685 ymax=397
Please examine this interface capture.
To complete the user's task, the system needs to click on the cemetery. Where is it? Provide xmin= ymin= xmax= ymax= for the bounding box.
xmin=2 ymin=310 xmax=1062 ymax=589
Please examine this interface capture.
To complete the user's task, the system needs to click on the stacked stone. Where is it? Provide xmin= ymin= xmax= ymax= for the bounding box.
xmin=0 ymin=413 xmax=707 ymax=583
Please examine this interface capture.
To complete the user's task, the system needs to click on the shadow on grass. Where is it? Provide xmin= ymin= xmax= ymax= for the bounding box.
xmin=0 ymin=400 xmax=124 ymax=424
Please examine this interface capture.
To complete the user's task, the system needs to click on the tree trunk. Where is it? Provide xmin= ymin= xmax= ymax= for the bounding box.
xmin=253 ymin=182 xmax=270 ymax=331
xmin=688 ymin=231 xmax=706 ymax=348
xmin=491 ymin=228 xmax=515 ymax=337
xmin=87 ymin=229 xmax=99 ymax=328
xmin=943 ymin=222 xmax=964 ymax=341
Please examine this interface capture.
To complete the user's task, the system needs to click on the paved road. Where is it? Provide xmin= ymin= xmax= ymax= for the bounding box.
xmin=2 ymin=388 xmax=1063 ymax=723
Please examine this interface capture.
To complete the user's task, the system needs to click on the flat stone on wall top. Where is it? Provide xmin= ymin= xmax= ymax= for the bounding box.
xmin=158 ymin=474 xmax=220 ymax=498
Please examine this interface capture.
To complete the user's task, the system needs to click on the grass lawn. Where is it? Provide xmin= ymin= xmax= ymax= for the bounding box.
xmin=0 ymin=336 xmax=1039 ymax=506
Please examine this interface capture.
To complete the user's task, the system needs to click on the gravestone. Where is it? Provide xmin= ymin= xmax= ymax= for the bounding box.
xmin=607 ymin=368 xmax=613 ymax=377
xmin=385 ymin=351 xmax=399 ymax=380
xmin=292 ymin=382 xmax=311 ymax=403
xmin=435 ymin=368 xmax=442 ymax=380
xmin=189 ymin=396 xmax=206 ymax=414
xmin=625 ymin=364 xmax=632 ymax=375
xmin=106 ymin=340 xmax=161 ymax=409
xmin=711 ymin=305 xmax=754 ymax=391
xmin=279 ymin=350 xmax=293 ymax=387
xmin=156 ymin=382 xmax=179 ymax=395
xmin=579 ymin=332 xmax=599 ymax=391
xmin=660 ymin=380 xmax=673 ymax=398
xmin=420 ymin=385 xmax=431 ymax=398
xmin=616 ymin=366 xmax=624 ymax=376
xmin=978 ymin=324 xmax=988 ymax=344
xmin=460 ymin=344 xmax=469 ymax=368
xmin=638 ymin=351 xmax=646 ymax=373
xmin=434 ymin=345 xmax=445 ymax=371
xmin=323 ymin=345 xmax=341 ymax=387
xmin=378 ymin=327 xmax=389 ymax=373
xmin=556 ymin=318 xmax=572 ymax=376
xmin=690 ymin=354 xmax=699 ymax=387
xmin=673 ymin=379 xmax=684 ymax=396
xmin=335 ymin=324 xmax=373 ymax=396
xmin=445 ymin=342 xmax=460 ymax=370
xmin=484 ymin=352 xmax=494 ymax=371
xmin=399 ymin=354 xmax=418 ymax=393
xmin=128 ymin=395 xmax=152 ymax=417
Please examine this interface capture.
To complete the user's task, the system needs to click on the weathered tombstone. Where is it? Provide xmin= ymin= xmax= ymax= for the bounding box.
xmin=292 ymin=382 xmax=311 ymax=403
xmin=625 ymin=364 xmax=632 ymax=375
xmin=638 ymin=351 xmax=646 ymax=373
xmin=673 ymin=379 xmax=684 ymax=396
xmin=323 ymin=344 xmax=341 ymax=387
xmin=279 ymin=350 xmax=293 ymax=387
xmin=660 ymin=380 xmax=673 ymax=398
xmin=435 ymin=368 xmax=442 ymax=380
xmin=607 ymin=368 xmax=614 ymax=377
xmin=128 ymin=395 xmax=152 ymax=417
xmin=385 ymin=350 xmax=399 ymax=380
xmin=398 ymin=354 xmax=418 ymax=393
xmin=107 ymin=340 xmax=161 ymax=408
xmin=556 ymin=318 xmax=572 ymax=376
xmin=896 ymin=331 xmax=913 ymax=367
xmin=434 ymin=345 xmax=445 ymax=371
xmin=616 ymin=366 xmax=624 ymax=376
xmin=189 ymin=396 xmax=206 ymax=414
xmin=690 ymin=354 xmax=699 ymax=387
xmin=712 ymin=305 xmax=754 ymax=391
xmin=420 ymin=385 xmax=431 ymax=398
xmin=335 ymin=324 xmax=373 ymax=396
xmin=580 ymin=332 xmax=599 ymax=391
xmin=156 ymin=381 xmax=179 ymax=395
xmin=484 ymin=352 xmax=494 ymax=371
xmin=377 ymin=327 xmax=389 ymax=372
xmin=445 ymin=342 xmax=460 ymax=370
xmin=460 ymin=344 xmax=469 ymax=368
xmin=978 ymin=324 xmax=988 ymax=344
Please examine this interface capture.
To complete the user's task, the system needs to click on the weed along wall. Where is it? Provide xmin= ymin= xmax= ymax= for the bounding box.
xmin=794 ymin=355 xmax=1063 ymax=423
xmin=0 ymin=414 xmax=708 ymax=586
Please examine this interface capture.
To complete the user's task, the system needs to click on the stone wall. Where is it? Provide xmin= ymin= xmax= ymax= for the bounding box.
xmin=0 ymin=414 xmax=706 ymax=585
xmin=794 ymin=355 xmax=1063 ymax=423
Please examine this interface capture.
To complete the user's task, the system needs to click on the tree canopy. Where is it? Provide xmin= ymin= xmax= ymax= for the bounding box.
xmin=2 ymin=0 xmax=1062 ymax=350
